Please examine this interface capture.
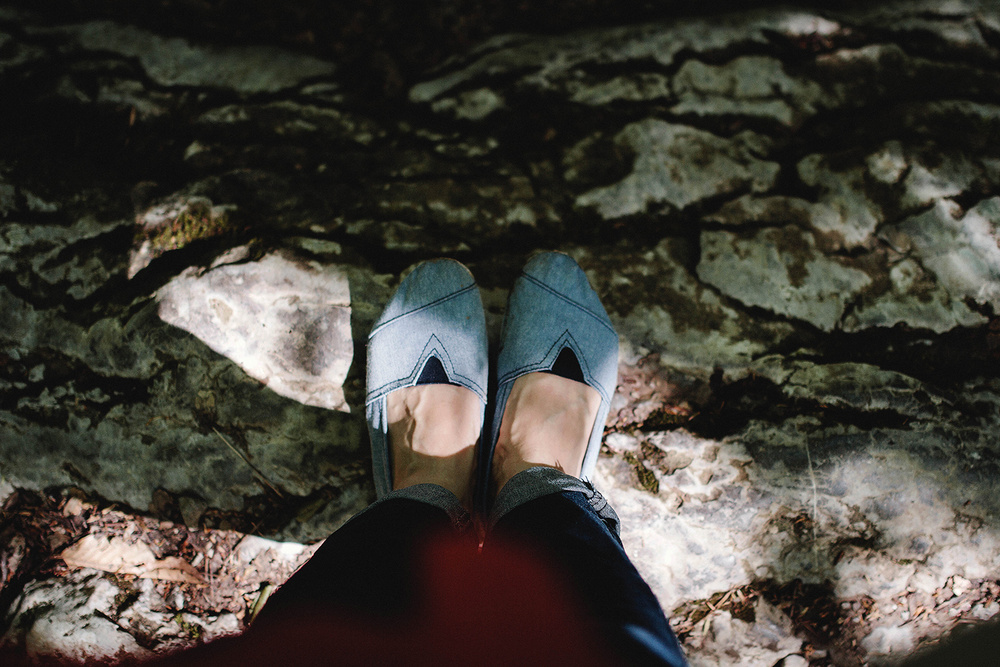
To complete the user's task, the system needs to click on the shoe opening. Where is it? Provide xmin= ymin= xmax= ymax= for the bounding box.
xmin=543 ymin=346 xmax=585 ymax=383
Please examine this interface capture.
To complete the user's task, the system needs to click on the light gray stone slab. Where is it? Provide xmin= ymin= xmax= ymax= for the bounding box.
xmin=894 ymin=197 xmax=1000 ymax=312
xmin=43 ymin=21 xmax=336 ymax=93
xmin=671 ymin=55 xmax=825 ymax=127
xmin=158 ymin=251 xmax=353 ymax=413
xmin=411 ymin=10 xmax=844 ymax=106
xmin=574 ymin=120 xmax=779 ymax=218
xmin=568 ymin=241 xmax=795 ymax=376
xmin=697 ymin=226 xmax=872 ymax=331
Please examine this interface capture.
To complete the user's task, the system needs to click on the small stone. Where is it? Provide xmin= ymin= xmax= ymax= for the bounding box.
xmin=951 ymin=575 xmax=972 ymax=597
xmin=861 ymin=624 xmax=916 ymax=657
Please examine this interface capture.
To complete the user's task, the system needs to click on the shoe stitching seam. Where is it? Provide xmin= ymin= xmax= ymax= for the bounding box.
xmin=520 ymin=274 xmax=617 ymax=336
xmin=367 ymin=334 xmax=486 ymax=400
xmin=367 ymin=284 xmax=478 ymax=339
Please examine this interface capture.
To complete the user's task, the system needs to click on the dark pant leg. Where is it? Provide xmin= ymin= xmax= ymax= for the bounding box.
xmin=252 ymin=497 xmax=457 ymax=626
xmin=490 ymin=490 xmax=688 ymax=667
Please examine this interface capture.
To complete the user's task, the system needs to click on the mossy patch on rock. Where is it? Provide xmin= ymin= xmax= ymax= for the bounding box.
xmin=129 ymin=196 xmax=235 ymax=278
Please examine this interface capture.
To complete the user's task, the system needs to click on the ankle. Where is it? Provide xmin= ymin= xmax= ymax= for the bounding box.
xmin=387 ymin=384 xmax=481 ymax=509
xmin=490 ymin=373 xmax=601 ymax=496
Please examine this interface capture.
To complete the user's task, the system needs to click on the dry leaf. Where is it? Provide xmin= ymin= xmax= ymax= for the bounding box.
xmin=60 ymin=534 xmax=205 ymax=585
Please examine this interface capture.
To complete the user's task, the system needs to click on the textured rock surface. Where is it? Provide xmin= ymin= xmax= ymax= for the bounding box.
xmin=2 ymin=0 xmax=1000 ymax=664
xmin=158 ymin=250 xmax=354 ymax=412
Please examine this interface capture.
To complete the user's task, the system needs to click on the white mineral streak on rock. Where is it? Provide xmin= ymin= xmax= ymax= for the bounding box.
xmin=575 ymin=119 xmax=779 ymax=218
xmin=684 ymin=600 xmax=803 ymax=667
xmin=50 ymin=21 xmax=335 ymax=93
xmin=697 ymin=226 xmax=871 ymax=331
xmin=3 ymin=571 xmax=152 ymax=664
xmin=411 ymin=11 xmax=840 ymax=107
xmin=844 ymin=257 xmax=987 ymax=333
xmin=896 ymin=197 xmax=1000 ymax=310
xmin=2 ymin=570 xmax=240 ymax=663
xmin=671 ymin=56 xmax=825 ymax=127
xmin=797 ymin=152 xmax=883 ymax=250
xmin=430 ymin=88 xmax=507 ymax=120
xmin=157 ymin=251 xmax=353 ymax=412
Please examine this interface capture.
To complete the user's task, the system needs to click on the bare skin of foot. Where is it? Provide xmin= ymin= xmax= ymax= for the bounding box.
xmin=387 ymin=384 xmax=481 ymax=510
xmin=492 ymin=372 xmax=602 ymax=495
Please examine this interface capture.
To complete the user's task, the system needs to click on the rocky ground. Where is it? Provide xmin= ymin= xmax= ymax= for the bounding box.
xmin=1 ymin=1 xmax=1000 ymax=664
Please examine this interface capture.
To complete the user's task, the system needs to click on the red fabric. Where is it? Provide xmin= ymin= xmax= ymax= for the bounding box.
xmin=152 ymin=535 xmax=620 ymax=666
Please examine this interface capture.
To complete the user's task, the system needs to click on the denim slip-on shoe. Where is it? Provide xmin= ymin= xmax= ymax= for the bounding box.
xmin=366 ymin=259 xmax=489 ymax=498
xmin=485 ymin=252 xmax=620 ymax=490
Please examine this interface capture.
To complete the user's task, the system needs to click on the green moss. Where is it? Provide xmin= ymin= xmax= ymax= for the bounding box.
xmin=175 ymin=613 xmax=205 ymax=642
xmin=623 ymin=450 xmax=659 ymax=494
xmin=139 ymin=200 xmax=234 ymax=255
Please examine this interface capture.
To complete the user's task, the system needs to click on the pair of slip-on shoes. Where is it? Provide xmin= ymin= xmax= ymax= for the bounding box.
xmin=365 ymin=253 xmax=619 ymax=502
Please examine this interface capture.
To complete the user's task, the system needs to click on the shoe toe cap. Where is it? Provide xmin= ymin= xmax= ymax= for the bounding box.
xmin=522 ymin=252 xmax=611 ymax=323
xmin=375 ymin=259 xmax=476 ymax=327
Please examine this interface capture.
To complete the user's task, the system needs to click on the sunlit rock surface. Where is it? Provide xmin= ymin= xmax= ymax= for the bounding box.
xmin=158 ymin=250 xmax=354 ymax=412
xmin=2 ymin=0 xmax=1000 ymax=663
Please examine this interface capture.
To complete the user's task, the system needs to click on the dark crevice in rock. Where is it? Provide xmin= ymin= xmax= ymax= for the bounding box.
xmin=2 ymin=1 xmax=879 ymax=100
xmin=817 ymin=324 xmax=1000 ymax=389
xmin=680 ymin=373 xmax=916 ymax=443
xmin=672 ymin=577 xmax=864 ymax=665
xmin=847 ymin=22 xmax=1000 ymax=69
xmin=0 ymin=349 xmax=151 ymax=428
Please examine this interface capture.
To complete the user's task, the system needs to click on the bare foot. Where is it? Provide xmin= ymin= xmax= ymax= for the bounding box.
xmin=492 ymin=372 xmax=602 ymax=495
xmin=387 ymin=384 xmax=481 ymax=509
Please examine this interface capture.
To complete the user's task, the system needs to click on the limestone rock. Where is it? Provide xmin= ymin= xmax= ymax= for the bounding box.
xmin=4 ymin=2 xmax=1000 ymax=664
xmin=41 ymin=21 xmax=336 ymax=94
xmin=2 ymin=570 xmax=238 ymax=662
xmin=411 ymin=11 xmax=846 ymax=107
xmin=2 ymin=571 xmax=153 ymax=664
xmin=569 ymin=241 xmax=794 ymax=375
xmin=893 ymin=198 xmax=1000 ymax=312
xmin=752 ymin=358 xmax=948 ymax=417
xmin=158 ymin=250 xmax=353 ymax=413
xmin=0 ymin=281 xmax=370 ymax=535
xmin=574 ymin=120 xmax=779 ymax=218
xmin=843 ymin=258 xmax=987 ymax=333
xmin=684 ymin=600 xmax=803 ymax=667
xmin=797 ymin=151 xmax=885 ymax=250
xmin=671 ymin=55 xmax=825 ymax=127
xmin=195 ymin=101 xmax=384 ymax=146
xmin=697 ymin=226 xmax=872 ymax=331
xmin=1 ymin=216 xmax=127 ymax=300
